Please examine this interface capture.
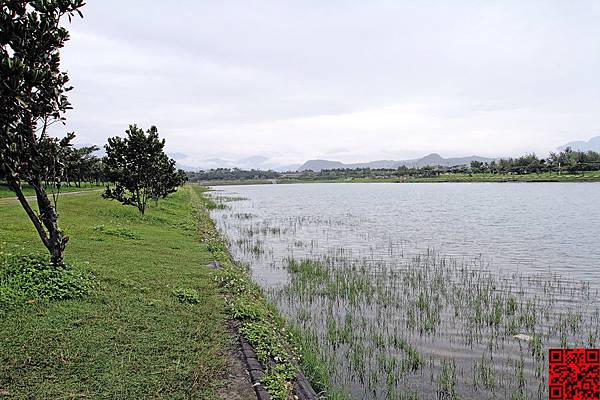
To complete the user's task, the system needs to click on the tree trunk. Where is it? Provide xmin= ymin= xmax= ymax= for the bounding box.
xmin=8 ymin=177 xmax=68 ymax=266
xmin=31 ymin=180 xmax=68 ymax=266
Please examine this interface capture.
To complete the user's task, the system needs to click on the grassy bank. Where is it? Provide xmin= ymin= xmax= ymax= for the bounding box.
xmin=198 ymin=192 xmax=343 ymax=399
xmin=0 ymin=183 xmax=104 ymax=198
xmin=0 ymin=186 xmax=228 ymax=399
xmin=0 ymin=185 xmax=329 ymax=400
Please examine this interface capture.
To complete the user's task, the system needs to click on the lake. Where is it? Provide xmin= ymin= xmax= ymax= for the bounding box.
xmin=209 ymin=182 xmax=600 ymax=399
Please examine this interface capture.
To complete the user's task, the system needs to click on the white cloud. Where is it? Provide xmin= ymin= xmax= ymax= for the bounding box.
xmin=52 ymin=0 xmax=600 ymax=167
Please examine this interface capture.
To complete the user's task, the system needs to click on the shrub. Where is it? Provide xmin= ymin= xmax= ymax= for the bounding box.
xmin=172 ymin=288 xmax=201 ymax=304
xmin=93 ymin=224 xmax=141 ymax=240
xmin=0 ymin=254 xmax=91 ymax=309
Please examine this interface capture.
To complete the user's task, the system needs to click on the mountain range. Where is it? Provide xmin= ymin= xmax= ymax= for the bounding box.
xmin=81 ymin=135 xmax=598 ymax=172
xmin=558 ymin=136 xmax=600 ymax=153
xmin=175 ymin=156 xmax=300 ymax=172
xmin=297 ymin=153 xmax=495 ymax=172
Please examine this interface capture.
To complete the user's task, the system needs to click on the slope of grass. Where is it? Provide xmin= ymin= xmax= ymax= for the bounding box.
xmin=0 ymin=186 xmax=228 ymax=399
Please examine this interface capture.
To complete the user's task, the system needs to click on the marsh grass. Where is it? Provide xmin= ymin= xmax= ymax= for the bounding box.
xmin=210 ymin=189 xmax=600 ymax=399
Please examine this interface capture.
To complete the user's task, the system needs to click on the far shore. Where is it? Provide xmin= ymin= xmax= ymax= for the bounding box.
xmin=198 ymin=171 xmax=600 ymax=186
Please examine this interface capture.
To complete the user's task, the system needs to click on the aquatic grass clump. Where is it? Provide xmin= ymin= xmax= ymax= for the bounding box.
xmin=472 ymin=352 xmax=495 ymax=390
xmin=437 ymin=359 xmax=459 ymax=400
xmin=274 ymin=251 xmax=600 ymax=399
xmin=0 ymin=254 xmax=91 ymax=309
xmin=233 ymin=212 xmax=256 ymax=219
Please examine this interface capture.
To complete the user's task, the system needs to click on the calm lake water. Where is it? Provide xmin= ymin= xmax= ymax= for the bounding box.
xmin=209 ymin=182 xmax=600 ymax=399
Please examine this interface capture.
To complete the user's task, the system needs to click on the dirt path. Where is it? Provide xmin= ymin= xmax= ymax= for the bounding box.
xmin=0 ymin=189 xmax=103 ymax=205
xmin=217 ymin=322 xmax=257 ymax=400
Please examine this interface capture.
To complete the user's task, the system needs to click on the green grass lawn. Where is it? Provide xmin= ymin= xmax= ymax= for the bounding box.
xmin=0 ymin=186 xmax=228 ymax=399
xmin=0 ymin=183 xmax=104 ymax=198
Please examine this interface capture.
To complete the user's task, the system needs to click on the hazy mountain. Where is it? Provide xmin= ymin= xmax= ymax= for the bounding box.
xmin=276 ymin=164 xmax=302 ymax=172
xmin=174 ymin=152 xmax=497 ymax=173
xmin=297 ymin=153 xmax=495 ymax=172
xmin=297 ymin=160 xmax=346 ymax=171
xmin=558 ymin=136 xmax=600 ymax=152
xmin=174 ymin=155 xmax=299 ymax=172
xmin=168 ymin=152 xmax=188 ymax=161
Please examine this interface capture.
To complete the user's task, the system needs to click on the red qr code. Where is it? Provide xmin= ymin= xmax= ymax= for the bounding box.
xmin=549 ymin=349 xmax=600 ymax=399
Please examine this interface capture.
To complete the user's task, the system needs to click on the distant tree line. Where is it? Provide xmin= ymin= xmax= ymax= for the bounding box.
xmin=187 ymin=168 xmax=280 ymax=182
xmin=188 ymin=148 xmax=600 ymax=182
xmin=318 ymin=148 xmax=600 ymax=179
xmin=469 ymin=148 xmax=600 ymax=175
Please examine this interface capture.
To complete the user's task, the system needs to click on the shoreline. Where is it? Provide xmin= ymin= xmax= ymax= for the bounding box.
xmin=201 ymin=175 xmax=600 ymax=186
xmin=0 ymin=186 xmax=326 ymax=400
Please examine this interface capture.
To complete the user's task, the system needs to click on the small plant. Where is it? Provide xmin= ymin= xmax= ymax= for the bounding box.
xmin=0 ymin=254 xmax=91 ymax=309
xmin=93 ymin=224 xmax=141 ymax=240
xmin=229 ymin=297 xmax=268 ymax=320
xmin=261 ymin=363 xmax=296 ymax=400
xmin=172 ymin=288 xmax=201 ymax=304
xmin=437 ymin=359 xmax=459 ymax=400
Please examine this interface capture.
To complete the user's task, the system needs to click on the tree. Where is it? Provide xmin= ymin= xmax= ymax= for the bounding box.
xmin=0 ymin=1 xmax=85 ymax=266
xmin=65 ymin=145 xmax=100 ymax=187
xmin=150 ymin=155 xmax=187 ymax=204
xmin=470 ymin=161 xmax=485 ymax=173
xmin=103 ymin=125 xmax=187 ymax=215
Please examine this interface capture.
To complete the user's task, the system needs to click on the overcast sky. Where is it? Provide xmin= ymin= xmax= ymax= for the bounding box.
xmin=58 ymin=0 xmax=600 ymax=168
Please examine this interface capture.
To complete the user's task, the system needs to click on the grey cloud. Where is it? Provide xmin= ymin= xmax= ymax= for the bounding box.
xmin=54 ymin=1 xmax=600 ymax=164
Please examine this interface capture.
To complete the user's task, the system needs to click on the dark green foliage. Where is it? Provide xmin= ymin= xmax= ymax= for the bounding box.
xmin=0 ymin=254 xmax=90 ymax=309
xmin=0 ymin=0 xmax=85 ymax=265
xmin=172 ymin=288 xmax=201 ymax=304
xmin=319 ymin=148 xmax=600 ymax=179
xmin=64 ymin=145 xmax=105 ymax=187
xmin=103 ymin=124 xmax=187 ymax=215
xmin=92 ymin=224 xmax=141 ymax=240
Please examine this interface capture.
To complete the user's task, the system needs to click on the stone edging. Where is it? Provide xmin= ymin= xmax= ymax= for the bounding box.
xmin=293 ymin=370 xmax=319 ymax=400
xmin=240 ymin=335 xmax=319 ymax=400
xmin=210 ymin=260 xmax=319 ymax=400
xmin=240 ymin=335 xmax=271 ymax=400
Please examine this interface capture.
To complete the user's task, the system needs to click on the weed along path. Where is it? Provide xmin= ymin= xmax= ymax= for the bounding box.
xmin=0 ymin=185 xmax=320 ymax=400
